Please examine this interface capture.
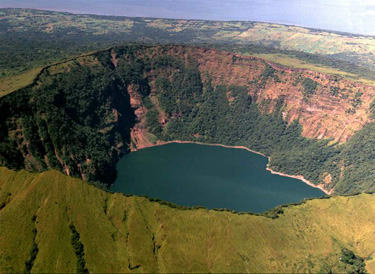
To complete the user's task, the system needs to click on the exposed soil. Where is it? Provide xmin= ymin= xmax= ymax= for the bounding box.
xmin=143 ymin=45 xmax=375 ymax=143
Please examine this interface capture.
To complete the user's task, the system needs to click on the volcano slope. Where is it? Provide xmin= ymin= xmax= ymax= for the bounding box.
xmin=0 ymin=167 xmax=373 ymax=273
xmin=2 ymin=44 xmax=375 ymax=194
xmin=2 ymin=44 xmax=375 ymax=272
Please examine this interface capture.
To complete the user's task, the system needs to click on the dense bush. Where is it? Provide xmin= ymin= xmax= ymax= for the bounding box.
xmin=70 ymin=224 xmax=88 ymax=274
xmin=340 ymin=248 xmax=366 ymax=274
xmin=259 ymin=64 xmax=280 ymax=88
xmin=0 ymin=61 xmax=136 ymax=186
xmin=146 ymin=110 xmax=162 ymax=136
xmin=151 ymin=72 xmax=340 ymax=185
xmin=370 ymin=99 xmax=375 ymax=119
xmin=302 ymin=78 xmax=318 ymax=99
xmin=24 ymin=227 xmax=38 ymax=273
xmin=334 ymin=122 xmax=375 ymax=194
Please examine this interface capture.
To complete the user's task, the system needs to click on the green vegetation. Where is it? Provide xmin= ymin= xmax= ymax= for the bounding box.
xmin=111 ymin=48 xmax=338 ymax=191
xmin=0 ymin=67 xmax=42 ymax=97
xmin=146 ymin=110 xmax=162 ymax=136
xmin=259 ymin=64 xmax=280 ymax=88
xmin=0 ymin=52 xmax=136 ymax=186
xmin=351 ymin=91 xmax=363 ymax=108
xmin=2 ymin=44 xmax=375 ymax=194
xmin=3 ymin=8 xmax=375 ymax=274
xmin=301 ymin=77 xmax=318 ymax=100
xmin=330 ymin=86 xmax=340 ymax=96
xmin=370 ymin=99 xmax=375 ymax=119
xmin=156 ymin=81 xmax=339 ymax=189
xmin=1 ymin=167 xmax=375 ymax=272
xmin=333 ymin=122 xmax=375 ymax=194
xmin=70 ymin=224 xmax=88 ymax=273
xmin=340 ymin=248 xmax=366 ymax=274
xmin=346 ymin=91 xmax=363 ymax=114
xmin=113 ymin=45 xmax=375 ymax=195
xmin=24 ymin=216 xmax=38 ymax=273
xmin=3 ymin=8 xmax=375 ymax=88
xmin=228 ymin=47 xmax=375 ymax=84
xmin=155 ymin=63 xmax=203 ymax=119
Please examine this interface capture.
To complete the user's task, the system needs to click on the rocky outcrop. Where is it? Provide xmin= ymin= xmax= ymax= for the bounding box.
xmin=2 ymin=44 xmax=375 ymax=190
xmin=111 ymin=45 xmax=375 ymax=194
xmin=139 ymin=45 xmax=375 ymax=143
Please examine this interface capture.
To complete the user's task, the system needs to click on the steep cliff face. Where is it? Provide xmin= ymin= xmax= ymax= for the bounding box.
xmin=137 ymin=45 xmax=374 ymax=144
xmin=110 ymin=45 xmax=375 ymax=194
xmin=0 ymin=53 xmax=135 ymax=185
xmin=1 ymin=44 xmax=375 ymax=193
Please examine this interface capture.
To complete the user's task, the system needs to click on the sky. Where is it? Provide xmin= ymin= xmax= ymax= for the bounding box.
xmin=2 ymin=0 xmax=375 ymax=35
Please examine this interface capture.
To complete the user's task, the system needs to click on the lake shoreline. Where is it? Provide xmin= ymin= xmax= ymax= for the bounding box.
xmin=133 ymin=140 xmax=333 ymax=195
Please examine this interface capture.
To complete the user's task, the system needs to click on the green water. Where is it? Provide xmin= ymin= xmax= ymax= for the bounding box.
xmin=111 ymin=143 xmax=324 ymax=213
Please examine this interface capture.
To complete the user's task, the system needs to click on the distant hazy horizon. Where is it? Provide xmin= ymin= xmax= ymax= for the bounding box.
xmin=2 ymin=0 xmax=375 ymax=36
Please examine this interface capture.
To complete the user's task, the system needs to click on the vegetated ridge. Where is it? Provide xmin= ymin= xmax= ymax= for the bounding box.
xmin=2 ymin=8 xmax=375 ymax=88
xmin=2 ymin=44 xmax=375 ymax=194
xmin=0 ymin=167 xmax=372 ymax=273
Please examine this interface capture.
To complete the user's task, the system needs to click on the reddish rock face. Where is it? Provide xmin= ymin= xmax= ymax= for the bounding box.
xmin=134 ymin=45 xmax=374 ymax=144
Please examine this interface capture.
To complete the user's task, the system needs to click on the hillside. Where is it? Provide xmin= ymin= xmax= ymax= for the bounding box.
xmin=0 ymin=167 xmax=373 ymax=273
xmin=0 ymin=52 xmax=136 ymax=186
xmin=118 ymin=45 xmax=375 ymax=194
xmin=2 ymin=8 xmax=375 ymax=92
xmin=4 ymin=8 xmax=375 ymax=274
xmin=2 ymin=44 xmax=375 ymax=194
xmin=4 ymin=9 xmax=375 ymax=273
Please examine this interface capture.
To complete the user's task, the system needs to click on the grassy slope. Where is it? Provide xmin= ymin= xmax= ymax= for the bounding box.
xmin=0 ymin=167 xmax=374 ymax=273
xmin=0 ymin=50 xmax=105 ymax=98
xmin=0 ymin=65 xmax=59 ymax=99
xmin=249 ymin=53 xmax=375 ymax=86
xmin=251 ymin=53 xmax=370 ymax=81
xmin=0 ymin=67 xmax=42 ymax=97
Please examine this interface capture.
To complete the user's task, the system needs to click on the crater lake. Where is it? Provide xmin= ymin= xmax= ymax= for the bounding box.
xmin=111 ymin=143 xmax=325 ymax=213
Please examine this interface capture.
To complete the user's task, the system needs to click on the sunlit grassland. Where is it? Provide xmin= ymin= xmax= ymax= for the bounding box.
xmin=0 ymin=67 xmax=42 ymax=98
xmin=0 ymin=167 xmax=374 ymax=272
xmin=252 ymin=53 xmax=355 ymax=76
xmin=239 ymin=22 xmax=375 ymax=56
xmin=0 ymin=52 xmax=101 ymax=98
xmin=251 ymin=53 xmax=375 ymax=85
